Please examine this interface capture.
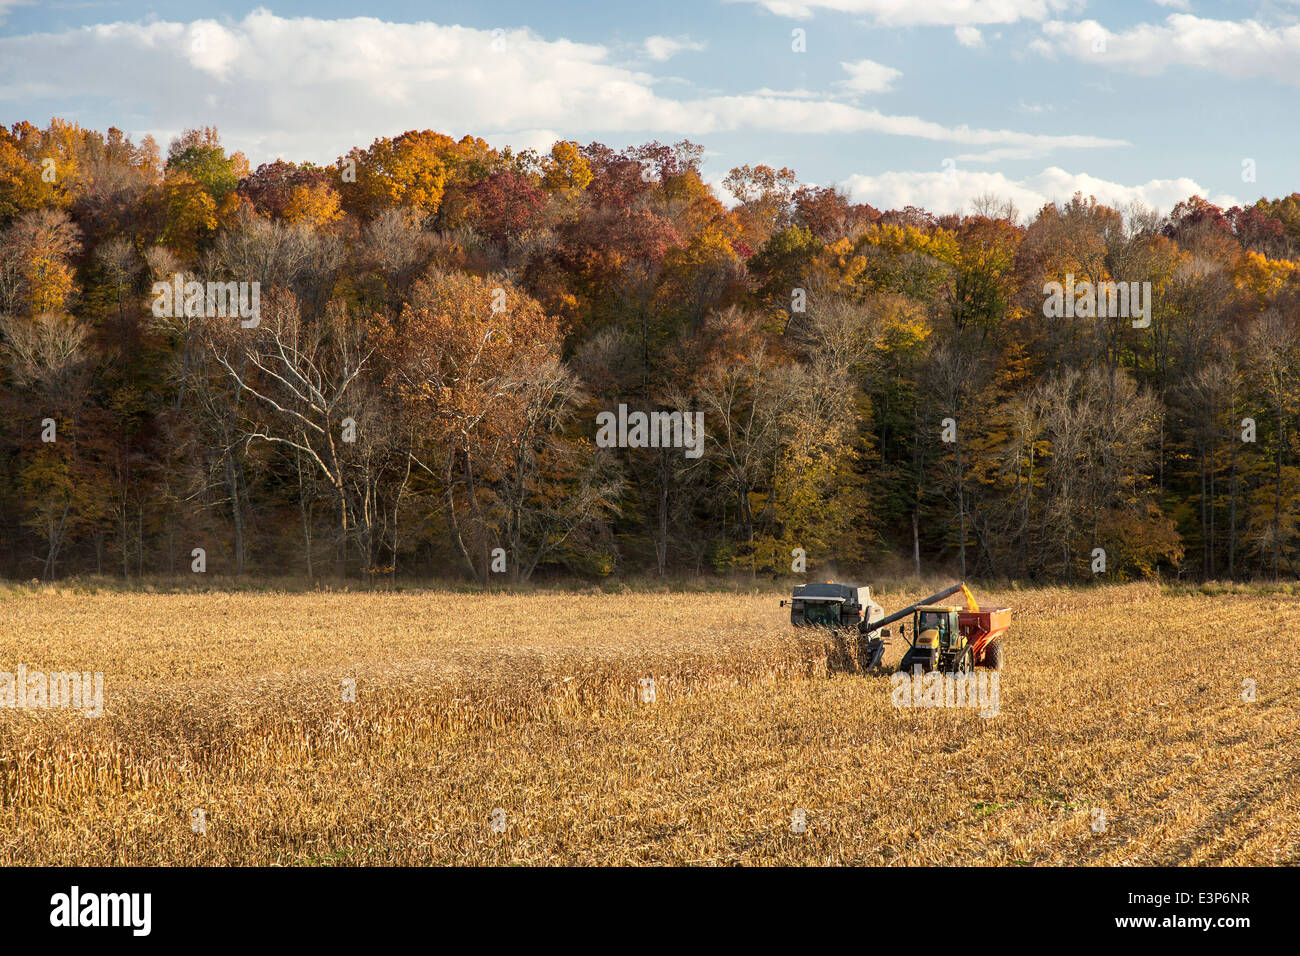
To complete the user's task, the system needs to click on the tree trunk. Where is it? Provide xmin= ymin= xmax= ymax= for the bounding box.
xmin=297 ymin=450 xmax=314 ymax=580
xmin=1199 ymin=442 xmax=1208 ymax=578
xmin=1229 ymin=416 xmax=1238 ymax=579
xmin=121 ymin=492 xmax=129 ymax=579
xmin=391 ymin=446 xmax=412 ymax=580
xmin=224 ymin=451 xmax=246 ymax=576
xmin=1274 ymin=403 xmax=1283 ymax=581
xmin=44 ymin=501 xmax=70 ymax=581
xmin=334 ymin=480 xmax=348 ymax=579
xmin=444 ymin=450 xmax=477 ymax=581
xmin=956 ymin=430 xmax=966 ymax=578
xmin=463 ymin=449 xmax=490 ymax=586
xmin=912 ymin=510 xmax=920 ymax=577
xmin=655 ymin=449 xmax=669 ymax=576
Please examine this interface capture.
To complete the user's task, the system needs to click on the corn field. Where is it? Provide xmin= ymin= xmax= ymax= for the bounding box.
xmin=0 ymin=582 xmax=1296 ymax=865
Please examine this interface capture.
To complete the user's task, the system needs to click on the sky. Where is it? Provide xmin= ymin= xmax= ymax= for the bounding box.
xmin=1 ymin=0 xmax=1297 ymax=218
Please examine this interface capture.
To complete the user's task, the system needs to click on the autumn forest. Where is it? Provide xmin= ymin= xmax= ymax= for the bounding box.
xmin=3 ymin=119 xmax=1300 ymax=584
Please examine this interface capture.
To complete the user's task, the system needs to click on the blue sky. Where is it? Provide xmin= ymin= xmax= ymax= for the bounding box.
xmin=2 ymin=0 xmax=1298 ymax=217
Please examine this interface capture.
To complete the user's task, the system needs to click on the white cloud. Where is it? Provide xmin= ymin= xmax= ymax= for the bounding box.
xmin=642 ymin=35 xmax=706 ymax=61
xmin=837 ymin=58 xmax=902 ymax=92
xmin=747 ymin=87 xmax=826 ymax=98
xmin=676 ymin=96 xmax=1124 ymax=153
xmin=705 ymin=170 xmax=739 ymax=206
xmin=186 ymin=21 xmax=242 ymax=77
xmin=0 ymin=0 xmax=30 ymax=24
xmin=726 ymin=0 xmax=1083 ymax=26
xmin=0 ymin=10 xmax=1125 ymax=165
xmin=481 ymin=128 xmax=563 ymax=155
xmin=953 ymin=146 xmax=1044 ymax=162
xmin=841 ymin=165 xmax=1240 ymax=217
xmin=1036 ymin=15 xmax=1300 ymax=85
xmin=954 ymin=26 xmax=985 ymax=48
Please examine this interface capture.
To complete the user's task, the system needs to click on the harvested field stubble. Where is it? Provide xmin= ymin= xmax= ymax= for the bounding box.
xmin=0 ymin=583 xmax=1296 ymax=865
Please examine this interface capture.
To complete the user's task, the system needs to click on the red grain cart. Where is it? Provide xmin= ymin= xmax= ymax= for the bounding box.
xmin=958 ymin=607 xmax=1012 ymax=670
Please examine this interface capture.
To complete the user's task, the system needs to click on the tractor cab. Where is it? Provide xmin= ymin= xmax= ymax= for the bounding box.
xmin=916 ymin=606 xmax=958 ymax=644
xmin=900 ymin=604 xmax=968 ymax=673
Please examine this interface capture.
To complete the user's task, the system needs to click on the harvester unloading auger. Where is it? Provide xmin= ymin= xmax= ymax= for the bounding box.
xmin=782 ymin=580 xmax=1011 ymax=673
xmin=858 ymin=582 xmax=1011 ymax=674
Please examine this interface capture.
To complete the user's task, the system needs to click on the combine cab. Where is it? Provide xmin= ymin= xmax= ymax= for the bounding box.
xmin=781 ymin=582 xmax=884 ymax=630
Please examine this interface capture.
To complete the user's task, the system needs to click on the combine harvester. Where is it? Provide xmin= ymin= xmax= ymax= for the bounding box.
xmin=780 ymin=581 xmax=884 ymax=629
xmin=784 ymin=581 xmax=1010 ymax=673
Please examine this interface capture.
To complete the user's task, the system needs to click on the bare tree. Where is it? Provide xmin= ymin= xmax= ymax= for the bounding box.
xmin=498 ymin=357 xmax=623 ymax=582
xmin=204 ymin=291 xmax=374 ymax=576
xmin=695 ymin=336 xmax=784 ymax=557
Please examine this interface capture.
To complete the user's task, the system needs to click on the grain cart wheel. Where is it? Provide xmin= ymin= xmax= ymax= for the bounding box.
xmin=983 ymin=640 xmax=1004 ymax=671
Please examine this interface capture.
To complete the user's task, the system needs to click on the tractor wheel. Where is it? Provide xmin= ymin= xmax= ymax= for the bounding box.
xmin=983 ymin=641 xmax=1004 ymax=671
xmin=950 ymin=648 xmax=972 ymax=675
xmin=898 ymin=648 xmax=928 ymax=674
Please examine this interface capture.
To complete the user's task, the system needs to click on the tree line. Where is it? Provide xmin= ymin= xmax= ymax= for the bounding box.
xmin=3 ymin=118 xmax=1300 ymax=583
